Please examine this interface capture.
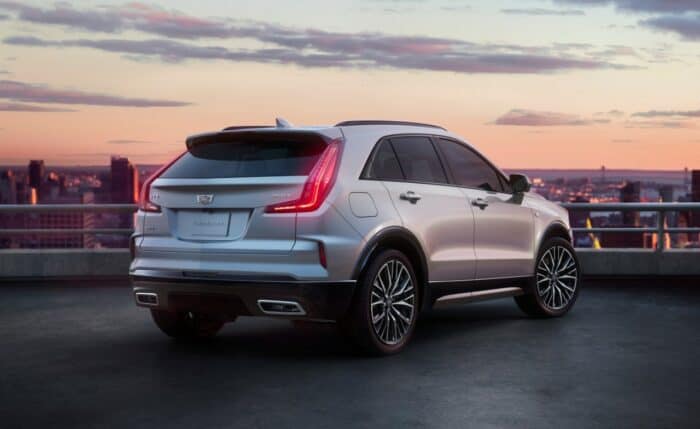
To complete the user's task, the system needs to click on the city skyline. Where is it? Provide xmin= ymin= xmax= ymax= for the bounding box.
xmin=0 ymin=1 xmax=698 ymax=168
xmin=3 ymin=154 xmax=699 ymax=250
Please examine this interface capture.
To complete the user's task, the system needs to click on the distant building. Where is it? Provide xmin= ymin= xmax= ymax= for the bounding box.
xmin=28 ymin=160 xmax=45 ymax=199
xmin=42 ymin=172 xmax=67 ymax=201
xmin=0 ymin=170 xmax=17 ymax=204
xmin=690 ymin=170 xmax=700 ymax=242
xmin=602 ymin=181 xmax=644 ymax=248
xmin=110 ymin=156 xmax=139 ymax=203
xmin=110 ymin=156 xmax=139 ymax=247
xmin=12 ymin=180 xmax=36 ymax=205
xmin=659 ymin=185 xmax=674 ymax=204
xmin=620 ymin=182 xmax=641 ymax=225
xmin=21 ymin=192 xmax=96 ymax=249
xmin=0 ymin=170 xmax=19 ymax=248
xmin=568 ymin=196 xmax=590 ymax=228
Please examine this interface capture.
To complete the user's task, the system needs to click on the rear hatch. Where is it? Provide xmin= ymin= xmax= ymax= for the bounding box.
xmin=142 ymin=130 xmax=332 ymax=253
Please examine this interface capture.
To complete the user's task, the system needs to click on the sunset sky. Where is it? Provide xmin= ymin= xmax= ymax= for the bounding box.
xmin=0 ymin=0 xmax=698 ymax=169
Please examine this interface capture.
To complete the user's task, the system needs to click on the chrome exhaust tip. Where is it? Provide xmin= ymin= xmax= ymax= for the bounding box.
xmin=135 ymin=292 xmax=159 ymax=307
xmin=257 ymin=299 xmax=306 ymax=316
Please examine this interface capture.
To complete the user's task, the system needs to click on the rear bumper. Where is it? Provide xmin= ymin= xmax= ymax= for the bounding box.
xmin=131 ymin=276 xmax=356 ymax=321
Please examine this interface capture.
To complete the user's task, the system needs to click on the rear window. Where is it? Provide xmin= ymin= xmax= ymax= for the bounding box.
xmin=162 ymin=137 xmax=326 ymax=179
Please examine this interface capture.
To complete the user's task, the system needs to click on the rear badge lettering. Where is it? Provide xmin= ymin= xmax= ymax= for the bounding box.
xmin=196 ymin=194 xmax=214 ymax=205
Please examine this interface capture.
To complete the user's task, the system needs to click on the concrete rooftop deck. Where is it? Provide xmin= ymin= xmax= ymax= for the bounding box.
xmin=0 ymin=279 xmax=698 ymax=428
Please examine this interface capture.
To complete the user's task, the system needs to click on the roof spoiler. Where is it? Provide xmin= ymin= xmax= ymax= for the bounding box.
xmin=186 ymin=128 xmax=329 ymax=150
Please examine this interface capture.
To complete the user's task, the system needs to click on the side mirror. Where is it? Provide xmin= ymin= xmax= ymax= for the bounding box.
xmin=509 ymin=174 xmax=531 ymax=193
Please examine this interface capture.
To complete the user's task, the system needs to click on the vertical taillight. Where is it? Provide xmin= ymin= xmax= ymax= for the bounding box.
xmin=265 ymin=140 xmax=342 ymax=213
xmin=138 ymin=152 xmax=185 ymax=213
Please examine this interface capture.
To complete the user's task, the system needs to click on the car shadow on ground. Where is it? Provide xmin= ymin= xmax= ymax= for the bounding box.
xmin=130 ymin=300 xmax=530 ymax=362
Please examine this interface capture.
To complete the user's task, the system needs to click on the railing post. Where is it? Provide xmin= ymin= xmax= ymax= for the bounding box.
xmin=656 ymin=209 xmax=665 ymax=252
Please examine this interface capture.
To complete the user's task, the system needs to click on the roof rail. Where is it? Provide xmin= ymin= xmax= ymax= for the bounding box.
xmin=335 ymin=120 xmax=446 ymax=131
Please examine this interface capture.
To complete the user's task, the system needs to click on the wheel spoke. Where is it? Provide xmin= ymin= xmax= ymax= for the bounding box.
xmin=540 ymin=252 xmax=553 ymax=273
xmin=377 ymin=273 xmax=388 ymax=295
xmin=392 ymin=286 xmax=414 ymax=302
xmin=558 ymin=259 xmax=575 ymax=274
xmin=557 ymin=280 xmax=575 ymax=293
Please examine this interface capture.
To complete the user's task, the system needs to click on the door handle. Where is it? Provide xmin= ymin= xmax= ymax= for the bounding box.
xmin=472 ymin=198 xmax=489 ymax=209
xmin=400 ymin=191 xmax=422 ymax=204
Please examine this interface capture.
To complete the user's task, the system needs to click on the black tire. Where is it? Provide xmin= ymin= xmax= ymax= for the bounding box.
xmin=339 ymin=249 xmax=419 ymax=356
xmin=515 ymin=237 xmax=581 ymax=317
xmin=150 ymin=309 xmax=226 ymax=339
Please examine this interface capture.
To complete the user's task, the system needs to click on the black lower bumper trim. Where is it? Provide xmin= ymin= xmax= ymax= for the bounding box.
xmin=131 ymin=277 xmax=356 ymax=321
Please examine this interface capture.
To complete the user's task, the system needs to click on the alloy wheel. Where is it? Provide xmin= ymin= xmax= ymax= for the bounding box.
xmin=536 ymin=245 xmax=578 ymax=310
xmin=370 ymin=259 xmax=415 ymax=345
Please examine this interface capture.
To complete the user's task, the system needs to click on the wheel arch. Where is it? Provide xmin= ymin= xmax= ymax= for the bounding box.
xmin=538 ymin=221 xmax=572 ymax=252
xmin=351 ymin=226 xmax=430 ymax=311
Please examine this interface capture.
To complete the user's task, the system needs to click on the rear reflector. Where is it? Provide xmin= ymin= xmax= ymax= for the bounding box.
xmin=318 ymin=242 xmax=327 ymax=269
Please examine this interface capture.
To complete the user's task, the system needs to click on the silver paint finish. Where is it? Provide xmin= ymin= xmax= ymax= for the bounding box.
xmin=382 ymin=181 xmax=476 ymax=281
xmin=461 ymin=188 xmax=535 ymax=278
xmin=348 ymin=192 xmax=378 ymax=218
xmin=131 ymin=123 xmax=571 ymax=292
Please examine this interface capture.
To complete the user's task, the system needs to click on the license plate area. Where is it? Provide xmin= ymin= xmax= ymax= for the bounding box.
xmin=176 ymin=210 xmax=249 ymax=240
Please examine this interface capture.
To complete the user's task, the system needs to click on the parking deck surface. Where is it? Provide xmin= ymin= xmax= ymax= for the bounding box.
xmin=0 ymin=280 xmax=698 ymax=428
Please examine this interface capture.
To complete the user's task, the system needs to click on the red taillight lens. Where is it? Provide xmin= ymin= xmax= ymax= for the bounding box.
xmin=138 ymin=152 xmax=185 ymax=213
xmin=265 ymin=140 xmax=342 ymax=213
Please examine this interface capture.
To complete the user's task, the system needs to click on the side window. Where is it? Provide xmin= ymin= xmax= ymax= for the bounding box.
xmin=437 ymin=139 xmax=505 ymax=192
xmin=390 ymin=136 xmax=448 ymax=184
xmin=366 ymin=140 xmax=404 ymax=180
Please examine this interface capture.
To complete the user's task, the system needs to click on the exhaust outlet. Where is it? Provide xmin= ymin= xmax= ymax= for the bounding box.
xmin=135 ymin=292 xmax=159 ymax=307
xmin=257 ymin=300 xmax=306 ymax=316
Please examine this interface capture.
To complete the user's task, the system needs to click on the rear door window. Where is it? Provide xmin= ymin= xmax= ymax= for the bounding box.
xmin=162 ymin=139 xmax=326 ymax=179
xmin=390 ymin=136 xmax=448 ymax=184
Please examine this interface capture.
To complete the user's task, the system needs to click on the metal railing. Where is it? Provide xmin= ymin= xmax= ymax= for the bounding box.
xmin=0 ymin=204 xmax=137 ymax=236
xmin=0 ymin=202 xmax=699 ymax=278
xmin=0 ymin=202 xmax=698 ymax=246
xmin=560 ymin=202 xmax=700 ymax=252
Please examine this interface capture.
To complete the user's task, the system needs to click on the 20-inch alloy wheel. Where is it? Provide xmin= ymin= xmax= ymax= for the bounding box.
xmin=340 ymin=249 xmax=419 ymax=355
xmin=515 ymin=237 xmax=581 ymax=317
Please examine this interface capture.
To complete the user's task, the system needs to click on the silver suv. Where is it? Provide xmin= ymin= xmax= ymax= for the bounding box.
xmin=130 ymin=119 xmax=580 ymax=355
